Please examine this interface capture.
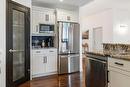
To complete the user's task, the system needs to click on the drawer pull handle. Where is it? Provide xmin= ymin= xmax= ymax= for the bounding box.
xmin=115 ymin=62 xmax=124 ymax=66
xmin=36 ymin=51 xmax=40 ymax=53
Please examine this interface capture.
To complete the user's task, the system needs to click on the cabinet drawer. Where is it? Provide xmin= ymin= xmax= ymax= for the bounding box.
xmin=108 ymin=58 xmax=130 ymax=72
xmin=48 ymin=49 xmax=57 ymax=55
xmin=32 ymin=50 xmax=43 ymax=55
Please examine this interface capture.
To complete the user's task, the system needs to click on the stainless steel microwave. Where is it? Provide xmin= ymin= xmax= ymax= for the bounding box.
xmin=39 ymin=24 xmax=54 ymax=33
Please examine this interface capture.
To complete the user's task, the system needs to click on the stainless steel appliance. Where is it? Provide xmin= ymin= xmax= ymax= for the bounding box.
xmin=58 ymin=21 xmax=80 ymax=74
xmin=86 ymin=53 xmax=108 ymax=87
xmin=39 ymin=24 xmax=54 ymax=33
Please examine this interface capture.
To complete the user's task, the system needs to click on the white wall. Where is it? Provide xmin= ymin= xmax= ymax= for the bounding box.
xmin=113 ymin=9 xmax=130 ymax=44
xmin=0 ymin=0 xmax=6 ymax=87
xmin=79 ymin=0 xmax=130 ymax=51
xmin=12 ymin=0 xmax=32 ymax=8
xmin=79 ymin=9 xmax=113 ymax=51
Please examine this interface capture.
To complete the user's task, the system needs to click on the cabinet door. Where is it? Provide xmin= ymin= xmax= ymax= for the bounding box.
xmin=44 ymin=11 xmax=55 ymax=24
xmin=39 ymin=10 xmax=55 ymax=24
xmin=32 ymin=55 xmax=46 ymax=75
xmin=46 ymin=50 xmax=57 ymax=73
xmin=32 ymin=11 xmax=40 ymax=33
xmin=39 ymin=11 xmax=45 ymax=24
xmin=109 ymin=70 xmax=130 ymax=87
xmin=48 ymin=12 xmax=55 ymax=24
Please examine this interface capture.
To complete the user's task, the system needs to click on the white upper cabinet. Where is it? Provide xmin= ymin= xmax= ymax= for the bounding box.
xmin=32 ymin=6 xmax=56 ymax=34
xmin=56 ymin=9 xmax=79 ymax=22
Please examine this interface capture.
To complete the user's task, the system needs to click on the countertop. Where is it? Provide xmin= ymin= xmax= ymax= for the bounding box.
xmin=86 ymin=51 xmax=130 ymax=61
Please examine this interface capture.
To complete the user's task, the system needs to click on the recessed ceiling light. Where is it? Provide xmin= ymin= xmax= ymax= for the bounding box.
xmin=59 ymin=0 xmax=63 ymax=2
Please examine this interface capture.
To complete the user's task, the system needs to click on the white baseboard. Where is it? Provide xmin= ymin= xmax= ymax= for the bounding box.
xmin=32 ymin=71 xmax=57 ymax=78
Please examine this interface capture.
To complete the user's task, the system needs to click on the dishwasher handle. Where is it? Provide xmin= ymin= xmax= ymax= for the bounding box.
xmin=88 ymin=58 xmax=107 ymax=64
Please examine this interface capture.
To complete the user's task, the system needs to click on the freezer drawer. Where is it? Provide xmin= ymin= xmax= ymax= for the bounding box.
xmin=58 ymin=54 xmax=79 ymax=74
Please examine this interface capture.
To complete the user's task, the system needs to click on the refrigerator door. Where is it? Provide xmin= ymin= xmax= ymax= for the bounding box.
xmin=58 ymin=22 xmax=80 ymax=54
xmin=58 ymin=22 xmax=70 ymax=54
xmin=69 ymin=23 xmax=80 ymax=54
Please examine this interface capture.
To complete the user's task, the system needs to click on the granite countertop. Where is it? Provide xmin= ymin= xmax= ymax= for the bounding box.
xmin=86 ymin=51 xmax=130 ymax=61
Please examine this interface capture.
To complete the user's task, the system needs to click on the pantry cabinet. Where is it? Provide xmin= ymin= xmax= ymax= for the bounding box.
xmin=32 ymin=49 xmax=57 ymax=78
xmin=32 ymin=6 xmax=55 ymax=34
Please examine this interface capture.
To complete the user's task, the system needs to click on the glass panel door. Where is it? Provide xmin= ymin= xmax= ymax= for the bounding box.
xmin=6 ymin=2 xmax=30 ymax=87
xmin=12 ymin=10 xmax=25 ymax=81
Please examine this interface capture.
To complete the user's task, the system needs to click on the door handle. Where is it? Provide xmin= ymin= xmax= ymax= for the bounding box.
xmin=45 ymin=56 xmax=47 ymax=63
xmin=43 ymin=56 xmax=47 ymax=63
xmin=88 ymin=58 xmax=107 ymax=64
xmin=43 ymin=57 xmax=46 ymax=63
xmin=9 ymin=49 xmax=24 ymax=53
xmin=114 ymin=62 xmax=124 ymax=66
xmin=107 ymin=70 xmax=110 ymax=83
xmin=49 ymin=51 xmax=54 ymax=52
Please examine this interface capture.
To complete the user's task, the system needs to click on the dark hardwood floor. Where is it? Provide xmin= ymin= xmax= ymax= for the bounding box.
xmin=19 ymin=58 xmax=87 ymax=87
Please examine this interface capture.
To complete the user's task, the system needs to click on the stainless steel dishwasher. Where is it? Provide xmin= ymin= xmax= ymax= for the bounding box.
xmin=58 ymin=54 xmax=79 ymax=74
xmin=86 ymin=53 xmax=108 ymax=87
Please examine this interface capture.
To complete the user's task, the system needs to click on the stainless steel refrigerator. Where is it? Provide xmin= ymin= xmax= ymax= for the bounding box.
xmin=58 ymin=21 xmax=80 ymax=74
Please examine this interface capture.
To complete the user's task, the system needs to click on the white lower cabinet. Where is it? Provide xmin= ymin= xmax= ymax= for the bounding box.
xmin=108 ymin=58 xmax=130 ymax=87
xmin=32 ymin=54 xmax=46 ymax=75
xmin=46 ymin=53 xmax=57 ymax=73
xmin=32 ymin=49 xmax=57 ymax=78
xmin=109 ymin=70 xmax=130 ymax=87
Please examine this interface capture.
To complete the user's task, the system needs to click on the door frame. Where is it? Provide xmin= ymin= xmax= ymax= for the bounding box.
xmin=6 ymin=0 xmax=30 ymax=87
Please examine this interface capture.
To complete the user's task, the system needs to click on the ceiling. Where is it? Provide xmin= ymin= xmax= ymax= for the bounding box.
xmin=32 ymin=0 xmax=94 ymax=10
xmin=80 ymin=0 xmax=130 ymax=16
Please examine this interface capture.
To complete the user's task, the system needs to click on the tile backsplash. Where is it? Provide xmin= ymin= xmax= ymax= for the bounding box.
xmin=103 ymin=43 xmax=130 ymax=54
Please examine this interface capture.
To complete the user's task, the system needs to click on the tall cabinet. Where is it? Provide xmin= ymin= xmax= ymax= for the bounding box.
xmin=32 ymin=6 xmax=56 ymax=34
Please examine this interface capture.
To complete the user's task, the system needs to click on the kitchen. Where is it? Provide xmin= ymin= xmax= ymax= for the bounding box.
xmin=0 ymin=0 xmax=130 ymax=87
